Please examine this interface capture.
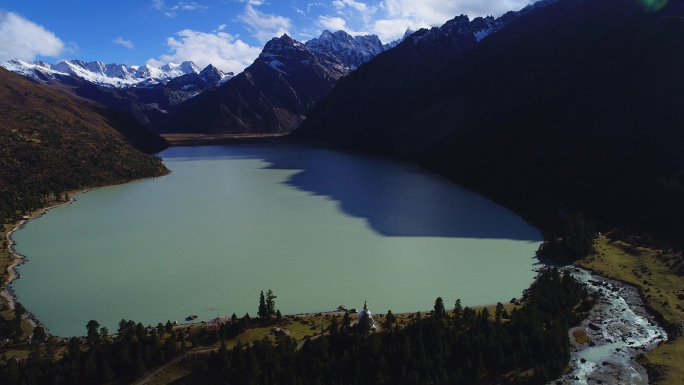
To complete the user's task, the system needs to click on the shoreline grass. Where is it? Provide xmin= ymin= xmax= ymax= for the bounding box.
xmin=578 ymin=232 xmax=684 ymax=384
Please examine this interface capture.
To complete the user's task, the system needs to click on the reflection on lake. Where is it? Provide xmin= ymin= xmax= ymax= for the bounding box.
xmin=13 ymin=145 xmax=542 ymax=337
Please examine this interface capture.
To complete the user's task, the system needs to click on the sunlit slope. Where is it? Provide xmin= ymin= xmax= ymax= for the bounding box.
xmin=0 ymin=67 xmax=168 ymax=215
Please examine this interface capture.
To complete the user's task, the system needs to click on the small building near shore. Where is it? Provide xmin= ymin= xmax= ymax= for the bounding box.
xmin=355 ymin=301 xmax=376 ymax=330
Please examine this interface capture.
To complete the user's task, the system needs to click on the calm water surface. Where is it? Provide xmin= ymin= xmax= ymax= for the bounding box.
xmin=12 ymin=145 xmax=543 ymax=337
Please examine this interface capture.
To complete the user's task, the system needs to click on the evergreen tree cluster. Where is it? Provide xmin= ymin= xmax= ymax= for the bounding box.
xmin=0 ymin=302 xmax=26 ymax=341
xmin=0 ymin=268 xmax=592 ymax=384
xmin=539 ymin=213 xmax=597 ymax=262
xmin=208 ymin=313 xmax=252 ymax=345
xmin=0 ymin=319 xmax=183 ymax=385
xmin=257 ymin=289 xmax=278 ymax=319
xmin=199 ymin=267 xmax=591 ymax=384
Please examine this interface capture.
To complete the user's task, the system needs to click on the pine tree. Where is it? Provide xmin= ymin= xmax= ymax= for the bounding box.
xmin=86 ymin=320 xmax=100 ymax=345
xmin=342 ymin=312 xmax=351 ymax=328
xmin=384 ymin=310 xmax=396 ymax=329
xmin=434 ymin=297 xmax=446 ymax=324
xmin=258 ymin=290 xmax=267 ymax=318
xmin=495 ymin=302 xmax=504 ymax=326
xmin=157 ymin=323 xmax=165 ymax=339
xmin=266 ymin=289 xmax=277 ymax=318
xmin=453 ymin=299 xmax=463 ymax=328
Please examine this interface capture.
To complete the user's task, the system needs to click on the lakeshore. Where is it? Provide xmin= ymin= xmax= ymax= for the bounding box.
xmin=8 ymin=144 xmax=543 ymax=338
xmin=0 ymin=147 xmax=681 ymax=384
xmin=161 ymin=133 xmax=287 ymax=147
xmin=1 ymin=212 xmax=679 ymax=384
xmin=0 ymin=174 xmax=169 ymax=338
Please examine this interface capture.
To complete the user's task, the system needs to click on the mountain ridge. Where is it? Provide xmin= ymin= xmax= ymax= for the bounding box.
xmin=0 ymin=66 xmax=168 ymax=223
xmin=155 ymin=30 xmax=402 ymax=134
xmin=291 ymin=0 xmax=684 ymax=249
xmin=1 ymin=59 xmax=233 ymax=89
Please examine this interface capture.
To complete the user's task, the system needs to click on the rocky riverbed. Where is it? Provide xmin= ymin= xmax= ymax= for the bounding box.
xmin=555 ymin=268 xmax=667 ymax=384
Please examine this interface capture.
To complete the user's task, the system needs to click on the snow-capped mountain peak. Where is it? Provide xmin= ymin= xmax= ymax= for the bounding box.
xmin=1 ymin=59 xmax=208 ymax=89
xmin=305 ymin=30 xmax=384 ymax=69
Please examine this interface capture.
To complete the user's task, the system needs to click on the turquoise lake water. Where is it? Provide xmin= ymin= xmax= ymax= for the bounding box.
xmin=12 ymin=145 xmax=543 ymax=337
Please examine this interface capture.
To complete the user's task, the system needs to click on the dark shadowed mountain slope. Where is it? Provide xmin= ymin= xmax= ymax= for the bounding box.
xmin=156 ymin=30 xmax=398 ymax=134
xmin=0 ymin=67 xmax=168 ymax=221
xmin=291 ymin=0 xmax=557 ymax=146
xmin=157 ymin=34 xmax=350 ymax=134
xmin=292 ymin=0 xmax=684 ymax=250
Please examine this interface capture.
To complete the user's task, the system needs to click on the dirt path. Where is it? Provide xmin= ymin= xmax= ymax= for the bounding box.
xmin=133 ymin=347 xmax=216 ymax=385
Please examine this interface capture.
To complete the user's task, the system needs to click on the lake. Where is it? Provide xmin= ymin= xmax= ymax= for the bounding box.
xmin=12 ymin=144 xmax=543 ymax=337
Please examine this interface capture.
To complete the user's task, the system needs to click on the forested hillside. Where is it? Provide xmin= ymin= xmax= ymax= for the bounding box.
xmin=292 ymin=0 xmax=684 ymax=257
xmin=0 ymin=67 xmax=168 ymax=228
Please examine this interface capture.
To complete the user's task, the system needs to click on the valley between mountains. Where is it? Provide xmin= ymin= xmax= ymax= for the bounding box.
xmin=1 ymin=0 xmax=684 ymax=383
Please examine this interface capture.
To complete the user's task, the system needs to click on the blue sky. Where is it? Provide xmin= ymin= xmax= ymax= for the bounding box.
xmin=0 ymin=0 xmax=535 ymax=74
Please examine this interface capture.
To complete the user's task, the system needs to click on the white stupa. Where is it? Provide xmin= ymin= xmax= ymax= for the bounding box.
xmin=356 ymin=301 xmax=376 ymax=330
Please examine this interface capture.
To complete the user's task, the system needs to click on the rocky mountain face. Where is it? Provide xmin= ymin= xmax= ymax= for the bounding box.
xmin=158 ymin=30 xmax=392 ymax=134
xmin=1 ymin=59 xmax=234 ymax=126
xmin=305 ymin=30 xmax=385 ymax=70
xmin=2 ymin=29 xmax=391 ymax=133
xmin=292 ymin=0 xmax=684 ymax=247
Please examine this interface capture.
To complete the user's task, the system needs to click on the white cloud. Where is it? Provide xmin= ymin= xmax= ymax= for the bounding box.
xmin=381 ymin=0 xmax=532 ymax=26
xmin=307 ymin=3 xmax=326 ymax=13
xmin=238 ymin=5 xmax=291 ymax=43
xmin=332 ymin=0 xmax=373 ymax=12
xmin=217 ymin=24 xmax=227 ymax=31
xmin=180 ymin=2 xmax=209 ymax=10
xmin=371 ymin=0 xmax=533 ymax=42
xmin=315 ymin=15 xmax=369 ymax=36
xmin=236 ymin=0 xmax=267 ymax=5
xmin=371 ymin=18 xmax=427 ymax=43
xmin=0 ymin=11 xmax=67 ymax=62
xmin=317 ymin=15 xmax=347 ymax=31
xmin=148 ymin=29 xmax=262 ymax=73
xmin=152 ymin=0 xmax=166 ymax=10
xmin=326 ymin=0 xmax=377 ymax=28
xmin=151 ymin=0 xmax=209 ymax=17
xmin=113 ymin=37 xmax=135 ymax=49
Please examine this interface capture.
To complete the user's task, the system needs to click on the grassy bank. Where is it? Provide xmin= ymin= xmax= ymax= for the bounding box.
xmin=579 ymin=233 xmax=684 ymax=384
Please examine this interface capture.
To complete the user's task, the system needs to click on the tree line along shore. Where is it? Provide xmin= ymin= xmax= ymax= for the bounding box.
xmin=0 ymin=184 xmax=682 ymax=384
xmin=0 ymin=268 xmax=594 ymax=385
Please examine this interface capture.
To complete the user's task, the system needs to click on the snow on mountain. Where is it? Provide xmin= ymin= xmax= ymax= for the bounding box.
xmin=1 ymin=59 xmax=67 ymax=82
xmin=305 ymin=30 xmax=385 ymax=70
xmin=0 ymin=59 xmax=213 ymax=89
xmin=258 ymin=33 xmax=350 ymax=76
xmin=409 ymin=0 xmax=559 ymax=47
xmin=164 ymin=64 xmax=234 ymax=90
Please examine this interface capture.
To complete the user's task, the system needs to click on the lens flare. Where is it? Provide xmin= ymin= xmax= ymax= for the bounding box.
xmin=641 ymin=0 xmax=668 ymax=11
